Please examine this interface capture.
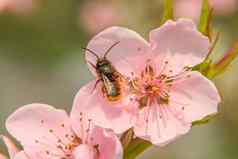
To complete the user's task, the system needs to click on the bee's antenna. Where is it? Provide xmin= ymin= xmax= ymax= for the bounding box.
xmin=103 ymin=41 xmax=120 ymax=58
xmin=82 ymin=48 xmax=100 ymax=60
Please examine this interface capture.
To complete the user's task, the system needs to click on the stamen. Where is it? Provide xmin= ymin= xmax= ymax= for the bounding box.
xmin=130 ymin=58 xmax=193 ymax=135
xmin=33 ymin=119 xmax=83 ymax=159
xmin=85 ymin=119 xmax=92 ymax=144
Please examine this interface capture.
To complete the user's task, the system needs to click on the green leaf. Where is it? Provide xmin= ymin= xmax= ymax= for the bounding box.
xmin=124 ymin=138 xmax=152 ymax=159
xmin=120 ymin=128 xmax=134 ymax=150
xmin=192 ymin=114 xmax=218 ymax=126
xmin=198 ymin=0 xmax=213 ymax=40
xmin=207 ymin=42 xmax=238 ymax=79
xmin=161 ymin=0 xmax=174 ymax=25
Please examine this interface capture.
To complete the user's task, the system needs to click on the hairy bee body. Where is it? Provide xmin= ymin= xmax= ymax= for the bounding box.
xmin=96 ymin=59 xmax=122 ymax=102
xmin=84 ymin=41 xmax=123 ymax=102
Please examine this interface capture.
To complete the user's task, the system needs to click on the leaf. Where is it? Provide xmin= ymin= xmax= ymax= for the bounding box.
xmin=192 ymin=114 xmax=218 ymax=126
xmin=198 ymin=0 xmax=213 ymax=40
xmin=123 ymin=138 xmax=152 ymax=159
xmin=120 ymin=128 xmax=134 ymax=150
xmin=161 ymin=0 xmax=174 ymax=25
xmin=207 ymin=41 xmax=238 ymax=79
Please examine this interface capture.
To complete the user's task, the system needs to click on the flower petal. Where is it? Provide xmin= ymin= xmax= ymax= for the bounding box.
xmin=71 ymin=104 xmax=123 ymax=159
xmin=1 ymin=135 xmax=19 ymax=159
xmin=73 ymin=144 xmax=97 ymax=159
xmin=14 ymin=151 xmax=30 ymax=159
xmin=71 ymin=80 xmax=134 ymax=134
xmin=134 ymin=106 xmax=191 ymax=146
xmin=150 ymin=19 xmax=210 ymax=73
xmin=0 ymin=153 xmax=7 ymax=159
xmin=85 ymin=26 xmax=150 ymax=76
xmin=170 ymin=71 xmax=221 ymax=122
xmin=90 ymin=127 xmax=123 ymax=159
xmin=6 ymin=104 xmax=74 ymax=159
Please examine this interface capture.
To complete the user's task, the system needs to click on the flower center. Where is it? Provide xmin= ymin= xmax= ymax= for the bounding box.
xmin=129 ymin=59 xmax=193 ymax=134
xmin=145 ymin=84 xmax=160 ymax=94
xmin=129 ymin=59 xmax=191 ymax=109
xmin=129 ymin=63 xmax=171 ymax=109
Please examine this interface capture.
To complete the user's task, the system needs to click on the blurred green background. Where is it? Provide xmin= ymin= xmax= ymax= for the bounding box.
xmin=0 ymin=0 xmax=238 ymax=158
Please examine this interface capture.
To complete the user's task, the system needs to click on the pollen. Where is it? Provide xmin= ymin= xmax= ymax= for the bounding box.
xmin=129 ymin=59 xmax=191 ymax=109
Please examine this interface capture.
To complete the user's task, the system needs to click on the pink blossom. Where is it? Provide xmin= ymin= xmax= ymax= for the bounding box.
xmin=0 ymin=0 xmax=37 ymax=15
xmin=74 ymin=19 xmax=221 ymax=146
xmin=6 ymin=104 xmax=123 ymax=159
xmin=0 ymin=135 xmax=29 ymax=159
xmin=79 ymin=1 xmax=122 ymax=34
xmin=174 ymin=0 xmax=238 ymax=22
xmin=0 ymin=154 xmax=7 ymax=159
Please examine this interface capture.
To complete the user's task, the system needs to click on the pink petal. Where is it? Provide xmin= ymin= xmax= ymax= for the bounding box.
xmin=71 ymin=80 xmax=134 ymax=134
xmin=14 ymin=151 xmax=30 ymax=159
xmin=134 ymin=106 xmax=191 ymax=146
xmin=6 ymin=104 xmax=74 ymax=159
xmin=0 ymin=135 xmax=19 ymax=159
xmin=170 ymin=71 xmax=221 ymax=122
xmin=73 ymin=144 xmax=97 ymax=159
xmin=0 ymin=153 xmax=7 ymax=159
xmin=85 ymin=26 xmax=150 ymax=77
xmin=150 ymin=19 xmax=210 ymax=73
xmin=71 ymin=105 xmax=123 ymax=159
xmin=90 ymin=127 xmax=123 ymax=159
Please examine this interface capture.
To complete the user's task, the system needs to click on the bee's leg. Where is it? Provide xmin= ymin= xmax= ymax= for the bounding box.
xmin=91 ymin=79 xmax=101 ymax=93
xmin=101 ymin=86 xmax=106 ymax=98
xmin=87 ymin=60 xmax=96 ymax=69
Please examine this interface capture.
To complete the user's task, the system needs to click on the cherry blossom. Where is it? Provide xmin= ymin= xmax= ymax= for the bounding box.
xmin=74 ymin=19 xmax=221 ymax=146
xmin=6 ymin=104 xmax=122 ymax=159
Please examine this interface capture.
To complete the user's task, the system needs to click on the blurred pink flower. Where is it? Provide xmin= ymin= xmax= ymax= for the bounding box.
xmin=6 ymin=104 xmax=122 ymax=159
xmin=174 ymin=0 xmax=238 ymax=22
xmin=79 ymin=1 xmax=122 ymax=34
xmin=0 ymin=0 xmax=37 ymax=15
xmin=0 ymin=135 xmax=29 ymax=159
xmin=74 ymin=19 xmax=221 ymax=146
xmin=0 ymin=154 xmax=7 ymax=159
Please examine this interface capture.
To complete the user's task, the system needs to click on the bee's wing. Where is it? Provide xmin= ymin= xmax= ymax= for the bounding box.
xmin=101 ymin=74 xmax=114 ymax=94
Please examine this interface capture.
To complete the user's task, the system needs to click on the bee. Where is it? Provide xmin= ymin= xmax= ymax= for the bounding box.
xmin=83 ymin=41 xmax=124 ymax=102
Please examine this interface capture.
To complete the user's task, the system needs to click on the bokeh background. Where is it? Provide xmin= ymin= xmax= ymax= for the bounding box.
xmin=0 ymin=0 xmax=238 ymax=158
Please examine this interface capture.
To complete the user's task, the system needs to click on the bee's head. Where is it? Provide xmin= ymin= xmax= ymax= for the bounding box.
xmin=96 ymin=59 xmax=113 ymax=74
xmin=96 ymin=58 xmax=110 ymax=67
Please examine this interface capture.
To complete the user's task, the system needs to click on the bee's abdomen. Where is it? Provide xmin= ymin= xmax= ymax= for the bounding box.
xmin=105 ymin=81 xmax=122 ymax=102
xmin=107 ymin=84 xmax=120 ymax=96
